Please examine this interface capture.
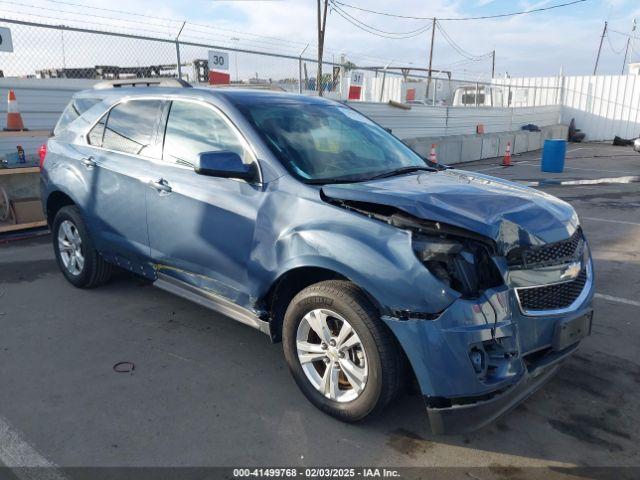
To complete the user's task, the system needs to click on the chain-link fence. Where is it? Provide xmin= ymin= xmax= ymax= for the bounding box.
xmin=0 ymin=17 xmax=350 ymax=96
xmin=0 ymin=17 xmax=562 ymax=106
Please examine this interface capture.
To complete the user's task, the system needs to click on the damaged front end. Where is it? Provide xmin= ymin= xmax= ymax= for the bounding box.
xmin=324 ymin=193 xmax=594 ymax=434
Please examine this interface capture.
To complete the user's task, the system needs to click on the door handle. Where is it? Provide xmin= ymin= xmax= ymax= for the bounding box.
xmin=149 ymin=178 xmax=172 ymax=194
xmin=81 ymin=156 xmax=96 ymax=168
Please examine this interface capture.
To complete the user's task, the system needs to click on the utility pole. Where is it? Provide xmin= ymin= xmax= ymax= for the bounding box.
xmin=593 ymin=21 xmax=607 ymax=75
xmin=491 ymin=50 xmax=496 ymax=78
xmin=621 ymin=19 xmax=636 ymax=74
xmin=425 ymin=17 xmax=436 ymax=100
xmin=317 ymin=0 xmax=329 ymax=96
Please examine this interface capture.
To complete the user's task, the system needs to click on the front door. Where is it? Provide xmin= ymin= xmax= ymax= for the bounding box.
xmin=146 ymin=99 xmax=262 ymax=307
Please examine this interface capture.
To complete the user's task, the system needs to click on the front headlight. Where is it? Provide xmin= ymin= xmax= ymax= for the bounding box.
xmin=412 ymin=234 xmax=502 ymax=298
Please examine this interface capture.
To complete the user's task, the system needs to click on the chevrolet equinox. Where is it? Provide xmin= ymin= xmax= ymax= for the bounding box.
xmin=41 ymin=79 xmax=594 ymax=433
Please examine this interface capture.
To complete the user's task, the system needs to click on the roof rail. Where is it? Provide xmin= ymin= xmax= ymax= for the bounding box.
xmin=209 ymin=84 xmax=286 ymax=92
xmin=93 ymin=78 xmax=192 ymax=90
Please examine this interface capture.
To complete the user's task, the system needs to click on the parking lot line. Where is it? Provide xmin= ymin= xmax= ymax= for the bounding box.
xmin=594 ymin=293 xmax=640 ymax=308
xmin=562 ymin=166 xmax=640 ymax=175
xmin=583 ymin=217 xmax=640 ymax=226
xmin=0 ymin=415 xmax=68 ymax=480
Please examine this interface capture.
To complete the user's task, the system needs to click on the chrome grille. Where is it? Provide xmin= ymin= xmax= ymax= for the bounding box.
xmin=507 ymin=228 xmax=584 ymax=268
xmin=517 ymin=268 xmax=588 ymax=313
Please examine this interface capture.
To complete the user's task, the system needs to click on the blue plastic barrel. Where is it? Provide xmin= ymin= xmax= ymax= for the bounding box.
xmin=541 ymin=139 xmax=567 ymax=173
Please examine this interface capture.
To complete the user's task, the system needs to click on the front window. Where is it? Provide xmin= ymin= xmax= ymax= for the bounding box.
xmin=235 ymin=102 xmax=427 ymax=183
xmin=162 ymin=101 xmax=253 ymax=167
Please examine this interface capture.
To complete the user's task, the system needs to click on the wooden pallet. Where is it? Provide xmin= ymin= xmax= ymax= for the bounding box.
xmin=0 ymin=220 xmax=47 ymax=233
xmin=0 ymin=166 xmax=46 ymax=233
xmin=0 ymin=166 xmax=40 ymax=175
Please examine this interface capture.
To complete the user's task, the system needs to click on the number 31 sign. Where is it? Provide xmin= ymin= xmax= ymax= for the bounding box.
xmin=208 ymin=50 xmax=229 ymax=71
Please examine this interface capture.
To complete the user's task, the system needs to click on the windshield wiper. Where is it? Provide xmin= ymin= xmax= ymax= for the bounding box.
xmin=306 ymin=176 xmax=367 ymax=185
xmin=366 ymin=166 xmax=435 ymax=181
xmin=304 ymin=166 xmax=435 ymax=185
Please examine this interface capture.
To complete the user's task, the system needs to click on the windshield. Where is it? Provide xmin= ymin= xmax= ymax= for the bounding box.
xmin=235 ymin=102 xmax=427 ymax=183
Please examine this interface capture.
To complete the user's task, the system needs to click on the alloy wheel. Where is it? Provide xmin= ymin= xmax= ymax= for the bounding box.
xmin=296 ymin=308 xmax=368 ymax=403
xmin=57 ymin=219 xmax=85 ymax=276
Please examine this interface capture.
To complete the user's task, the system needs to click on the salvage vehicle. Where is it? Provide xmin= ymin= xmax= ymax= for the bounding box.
xmin=41 ymin=79 xmax=594 ymax=433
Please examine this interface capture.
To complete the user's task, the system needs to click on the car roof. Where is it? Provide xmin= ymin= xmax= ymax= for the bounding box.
xmin=75 ymin=85 xmax=340 ymax=107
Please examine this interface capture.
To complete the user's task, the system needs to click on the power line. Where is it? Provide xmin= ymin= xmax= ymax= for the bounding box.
xmin=21 ymin=0 xmax=430 ymax=66
xmin=332 ymin=4 xmax=431 ymax=36
xmin=331 ymin=0 xmax=587 ymax=21
xmin=0 ymin=0 xmax=175 ymax=34
xmin=609 ymin=28 xmax=640 ymax=42
xmin=331 ymin=8 xmax=431 ymax=39
xmin=605 ymin=32 xmax=626 ymax=55
xmin=37 ymin=0 xmax=181 ymax=23
xmin=439 ymin=55 xmax=493 ymax=71
xmin=0 ymin=7 xmax=175 ymax=37
xmin=38 ymin=0 xmax=316 ymax=49
xmin=330 ymin=2 xmax=433 ymax=39
xmin=435 ymin=21 xmax=492 ymax=60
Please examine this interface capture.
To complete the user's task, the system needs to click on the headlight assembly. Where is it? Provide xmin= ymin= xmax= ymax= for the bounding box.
xmin=412 ymin=234 xmax=503 ymax=298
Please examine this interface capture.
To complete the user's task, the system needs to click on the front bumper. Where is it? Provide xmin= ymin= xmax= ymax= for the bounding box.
xmin=426 ymin=341 xmax=578 ymax=434
xmin=382 ymin=280 xmax=594 ymax=434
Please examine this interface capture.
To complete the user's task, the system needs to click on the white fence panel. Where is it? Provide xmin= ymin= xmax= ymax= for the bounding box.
xmin=350 ymin=102 xmax=561 ymax=139
xmin=350 ymin=102 xmax=448 ymax=139
xmin=561 ymin=74 xmax=640 ymax=141
xmin=0 ymin=78 xmax=96 ymax=131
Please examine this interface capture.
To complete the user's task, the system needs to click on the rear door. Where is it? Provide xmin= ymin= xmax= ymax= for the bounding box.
xmin=145 ymin=99 xmax=262 ymax=305
xmin=76 ymin=98 xmax=164 ymax=269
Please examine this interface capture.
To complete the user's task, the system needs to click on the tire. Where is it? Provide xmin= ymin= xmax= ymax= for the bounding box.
xmin=52 ymin=205 xmax=112 ymax=288
xmin=282 ymin=280 xmax=400 ymax=422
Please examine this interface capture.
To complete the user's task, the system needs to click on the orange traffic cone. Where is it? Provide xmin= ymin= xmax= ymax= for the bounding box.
xmin=5 ymin=90 xmax=25 ymax=131
xmin=501 ymin=141 xmax=512 ymax=166
xmin=429 ymin=143 xmax=437 ymax=163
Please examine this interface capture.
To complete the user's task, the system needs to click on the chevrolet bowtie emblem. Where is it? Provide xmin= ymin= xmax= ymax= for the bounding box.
xmin=560 ymin=262 xmax=582 ymax=281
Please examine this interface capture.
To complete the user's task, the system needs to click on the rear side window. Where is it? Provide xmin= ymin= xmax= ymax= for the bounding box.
xmin=54 ymin=97 xmax=100 ymax=135
xmin=100 ymin=100 xmax=163 ymax=158
xmin=88 ymin=115 xmax=106 ymax=146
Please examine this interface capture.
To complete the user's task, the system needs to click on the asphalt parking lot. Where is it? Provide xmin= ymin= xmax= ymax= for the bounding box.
xmin=0 ymin=143 xmax=639 ymax=476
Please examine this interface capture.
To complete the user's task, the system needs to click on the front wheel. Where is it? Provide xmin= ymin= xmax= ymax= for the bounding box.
xmin=282 ymin=280 xmax=401 ymax=422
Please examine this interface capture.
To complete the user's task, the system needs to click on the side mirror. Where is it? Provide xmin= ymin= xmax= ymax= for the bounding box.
xmin=195 ymin=151 xmax=255 ymax=181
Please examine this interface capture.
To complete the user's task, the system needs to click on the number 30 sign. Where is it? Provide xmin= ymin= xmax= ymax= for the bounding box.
xmin=208 ymin=50 xmax=229 ymax=71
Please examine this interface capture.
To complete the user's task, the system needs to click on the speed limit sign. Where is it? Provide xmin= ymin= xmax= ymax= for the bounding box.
xmin=208 ymin=50 xmax=229 ymax=71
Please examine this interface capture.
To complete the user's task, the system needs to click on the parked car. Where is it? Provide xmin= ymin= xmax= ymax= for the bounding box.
xmin=41 ymin=79 xmax=594 ymax=433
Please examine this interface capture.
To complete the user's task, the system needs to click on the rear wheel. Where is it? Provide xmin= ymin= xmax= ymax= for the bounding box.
xmin=282 ymin=280 xmax=400 ymax=422
xmin=52 ymin=205 xmax=112 ymax=288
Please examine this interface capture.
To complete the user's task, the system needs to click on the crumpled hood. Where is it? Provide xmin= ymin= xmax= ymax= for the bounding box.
xmin=322 ymin=169 xmax=579 ymax=250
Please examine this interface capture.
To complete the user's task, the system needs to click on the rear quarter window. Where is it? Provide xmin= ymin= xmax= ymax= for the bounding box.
xmin=54 ymin=97 xmax=100 ymax=135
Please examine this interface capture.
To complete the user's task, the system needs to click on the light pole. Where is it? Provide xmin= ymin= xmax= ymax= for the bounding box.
xmin=60 ymin=29 xmax=66 ymax=70
xmin=231 ymin=37 xmax=240 ymax=82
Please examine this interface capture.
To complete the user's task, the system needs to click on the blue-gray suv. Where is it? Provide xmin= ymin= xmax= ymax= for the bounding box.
xmin=41 ymin=79 xmax=594 ymax=433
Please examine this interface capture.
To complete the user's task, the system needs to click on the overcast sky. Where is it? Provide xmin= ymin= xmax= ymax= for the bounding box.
xmin=1 ymin=0 xmax=639 ymax=78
